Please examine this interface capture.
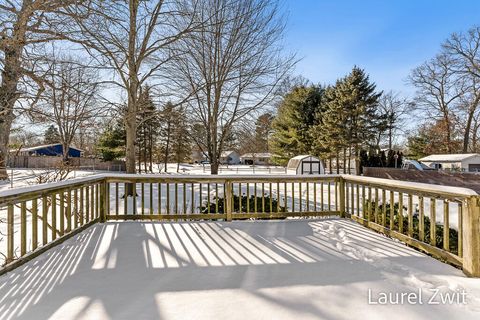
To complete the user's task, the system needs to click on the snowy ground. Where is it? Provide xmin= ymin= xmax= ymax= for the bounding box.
xmin=0 ymin=218 xmax=479 ymax=320
xmin=0 ymin=164 xmax=287 ymax=192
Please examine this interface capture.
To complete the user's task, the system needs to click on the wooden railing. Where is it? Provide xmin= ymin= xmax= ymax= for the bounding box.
xmin=0 ymin=174 xmax=479 ymax=277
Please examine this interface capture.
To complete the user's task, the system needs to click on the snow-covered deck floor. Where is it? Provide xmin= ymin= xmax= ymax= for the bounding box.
xmin=1 ymin=219 xmax=479 ymax=320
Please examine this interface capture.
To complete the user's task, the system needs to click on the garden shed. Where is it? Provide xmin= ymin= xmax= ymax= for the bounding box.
xmin=287 ymin=155 xmax=324 ymax=175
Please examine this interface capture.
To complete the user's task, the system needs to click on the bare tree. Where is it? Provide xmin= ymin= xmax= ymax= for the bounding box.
xmin=443 ymin=26 xmax=480 ymax=152
xmin=28 ymin=54 xmax=101 ymax=163
xmin=409 ymin=53 xmax=465 ymax=153
xmin=168 ymin=0 xmax=296 ymax=174
xmin=66 ymin=0 xmax=202 ymax=182
xmin=0 ymin=0 xmax=92 ymax=179
xmin=377 ymin=91 xmax=412 ymax=150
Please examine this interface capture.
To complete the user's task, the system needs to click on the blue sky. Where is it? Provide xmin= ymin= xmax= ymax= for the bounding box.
xmin=284 ymin=0 xmax=480 ymax=96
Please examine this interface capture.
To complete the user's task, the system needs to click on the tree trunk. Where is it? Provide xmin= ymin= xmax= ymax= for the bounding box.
xmin=463 ymin=105 xmax=477 ymax=153
xmin=211 ymin=159 xmax=219 ymax=175
xmin=0 ymin=8 xmax=29 ymax=180
xmin=164 ymin=122 xmax=171 ymax=173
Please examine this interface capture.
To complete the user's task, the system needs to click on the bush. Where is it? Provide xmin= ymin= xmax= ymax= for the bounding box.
xmin=363 ymin=200 xmax=459 ymax=255
xmin=200 ymin=193 xmax=287 ymax=215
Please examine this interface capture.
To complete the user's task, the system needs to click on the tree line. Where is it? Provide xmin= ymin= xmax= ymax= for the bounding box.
xmin=407 ymin=26 xmax=480 ymax=158
xmin=269 ymin=67 xmax=407 ymax=174
xmin=0 ymin=0 xmax=295 ymax=180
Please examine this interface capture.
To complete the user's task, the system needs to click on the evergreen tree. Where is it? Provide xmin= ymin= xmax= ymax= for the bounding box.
xmin=254 ymin=113 xmax=274 ymax=152
xmin=270 ymin=85 xmax=324 ymax=164
xmin=44 ymin=125 xmax=60 ymax=144
xmin=136 ymin=86 xmax=160 ymax=172
xmin=312 ymin=67 xmax=383 ymax=174
xmin=96 ymin=119 xmax=126 ymax=161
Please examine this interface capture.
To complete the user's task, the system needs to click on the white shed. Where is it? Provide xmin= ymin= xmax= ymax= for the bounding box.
xmin=419 ymin=153 xmax=480 ymax=172
xmin=287 ymin=155 xmax=324 ymax=175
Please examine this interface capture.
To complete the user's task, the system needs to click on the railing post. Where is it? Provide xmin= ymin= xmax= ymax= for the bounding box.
xmin=463 ymin=196 xmax=480 ymax=277
xmin=100 ymin=180 xmax=108 ymax=223
xmin=339 ymin=177 xmax=346 ymax=218
xmin=225 ymin=180 xmax=233 ymax=221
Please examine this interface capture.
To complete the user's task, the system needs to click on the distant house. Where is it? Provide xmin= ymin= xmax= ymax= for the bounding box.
xmin=13 ymin=143 xmax=83 ymax=158
xmin=419 ymin=153 xmax=480 ymax=172
xmin=220 ymin=151 xmax=240 ymax=165
xmin=240 ymin=153 xmax=272 ymax=165
xmin=191 ymin=150 xmax=208 ymax=163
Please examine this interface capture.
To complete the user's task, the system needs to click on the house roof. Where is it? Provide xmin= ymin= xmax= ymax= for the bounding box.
xmin=419 ymin=153 xmax=480 ymax=162
xmin=14 ymin=143 xmax=84 ymax=153
xmin=289 ymin=155 xmax=319 ymax=161
xmin=240 ymin=153 xmax=272 ymax=158
xmin=220 ymin=151 xmax=238 ymax=157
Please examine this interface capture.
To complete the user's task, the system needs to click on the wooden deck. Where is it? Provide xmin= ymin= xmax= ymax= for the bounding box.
xmin=1 ymin=219 xmax=478 ymax=320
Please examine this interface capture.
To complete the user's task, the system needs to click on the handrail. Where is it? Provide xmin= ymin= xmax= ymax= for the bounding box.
xmin=0 ymin=173 xmax=478 ymax=277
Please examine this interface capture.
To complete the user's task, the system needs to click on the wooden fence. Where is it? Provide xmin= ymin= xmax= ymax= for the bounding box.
xmin=7 ymin=155 xmax=125 ymax=171
xmin=0 ymin=174 xmax=479 ymax=277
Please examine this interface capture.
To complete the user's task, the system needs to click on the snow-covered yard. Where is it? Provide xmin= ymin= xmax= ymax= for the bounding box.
xmin=0 ymin=218 xmax=479 ymax=320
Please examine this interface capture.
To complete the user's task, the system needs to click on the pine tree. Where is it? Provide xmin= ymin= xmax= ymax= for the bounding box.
xmin=270 ymin=85 xmax=324 ymax=164
xmin=96 ymin=118 xmax=126 ymax=161
xmin=136 ymin=86 xmax=160 ymax=172
xmin=313 ymin=67 xmax=383 ymax=174
xmin=254 ymin=113 xmax=274 ymax=152
xmin=44 ymin=125 xmax=60 ymax=144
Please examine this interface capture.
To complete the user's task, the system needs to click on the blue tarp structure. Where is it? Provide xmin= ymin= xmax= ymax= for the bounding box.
xmin=22 ymin=144 xmax=82 ymax=157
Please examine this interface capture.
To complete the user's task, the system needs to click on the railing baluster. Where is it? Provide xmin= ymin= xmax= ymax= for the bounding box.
xmin=183 ymin=183 xmax=187 ymax=214
xmin=374 ymin=188 xmax=379 ymax=223
xmin=174 ymin=183 xmax=178 ymax=214
xmin=59 ymin=192 xmax=65 ymax=236
xmin=390 ymin=191 xmax=394 ymax=230
xmin=191 ymin=183 xmax=195 ymax=214
xmin=197 ymin=183 xmax=201 ymax=214
xmin=458 ymin=202 xmax=463 ymax=258
xmin=7 ymin=204 xmax=13 ymax=263
xmin=115 ymin=183 xmax=119 ymax=216
xmin=237 ymin=183 xmax=240 ymax=213
xmin=381 ymin=189 xmax=386 ymax=226
xmin=141 ymin=183 xmax=145 ymax=215
xmin=254 ymin=183 xmax=258 ymax=213
xmin=277 ymin=182 xmax=280 ymax=213
xmin=362 ymin=185 xmax=366 ymax=220
xmin=327 ymin=182 xmax=331 ymax=211
xmin=123 ymin=183 xmax=127 ymax=216
xmin=443 ymin=200 xmax=449 ymax=251
xmin=430 ymin=198 xmax=436 ymax=246
xmin=270 ymin=183 xmax=273 ymax=213
xmin=334 ymin=181 xmax=338 ymax=211
xmin=313 ymin=182 xmax=317 ymax=212
xmin=419 ymin=196 xmax=425 ymax=241
xmin=151 ymin=183 xmax=154 ymax=215
xmin=20 ymin=201 xmax=26 ymax=256
xmin=350 ymin=183 xmax=354 ymax=215
xmin=291 ymin=182 xmax=294 ymax=212
xmin=166 ymin=183 xmax=170 ymax=215
xmin=52 ymin=193 xmax=57 ymax=240
xmin=66 ymin=190 xmax=72 ymax=233
xmin=299 ymin=182 xmax=302 ymax=213
xmin=90 ymin=185 xmax=95 ymax=219
xmin=408 ymin=194 xmax=413 ymax=237
xmin=73 ymin=189 xmax=78 ymax=229
xmin=80 ymin=188 xmax=84 ymax=225
xmin=159 ymin=183 xmax=163 ymax=215
xmin=32 ymin=199 xmax=38 ymax=251
xmin=215 ymin=183 xmax=219 ymax=213
xmin=398 ymin=192 xmax=403 ymax=233
xmin=262 ymin=183 xmax=265 ymax=213
xmin=356 ymin=185 xmax=360 ymax=218
xmin=42 ymin=196 xmax=48 ymax=244
xmin=246 ymin=183 xmax=250 ymax=213
xmin=320 ymin=182 xmax=324 ymax=211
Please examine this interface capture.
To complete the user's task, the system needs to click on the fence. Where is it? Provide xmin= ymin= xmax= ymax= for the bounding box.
xmin=0 ymin=174 xmax=479 ymax=277
xmin=7 ymin=155 xmax=126 ymax=171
